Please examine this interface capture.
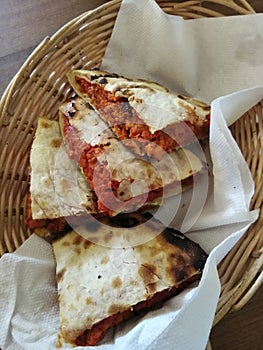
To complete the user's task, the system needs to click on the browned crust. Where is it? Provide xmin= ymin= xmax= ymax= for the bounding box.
xmin=75 ymin=272 xmax=201 ymax=346
xmin=57 ymin=217 xmax=207 ymax=346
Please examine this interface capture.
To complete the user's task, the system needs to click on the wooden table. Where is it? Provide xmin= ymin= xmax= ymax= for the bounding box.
xmin=0 ymin=1 xmax=262 ymax=349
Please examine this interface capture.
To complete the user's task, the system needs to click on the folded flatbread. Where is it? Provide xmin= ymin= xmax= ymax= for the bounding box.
xmin=52 ymin=212 xmax=207 ymax=346
xmin=59 ymin=98 xmax=205 ymax=217
xmin=25 ymin=117 xmax=99 ymax=237
xmin=67 ymin=69 xmax=210 ymax=159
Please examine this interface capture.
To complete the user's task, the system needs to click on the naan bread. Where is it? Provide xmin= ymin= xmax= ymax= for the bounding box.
xmin=52 ymin=213 xmax=207 ymax=346
xmin=26 ymin=117 xmax=99 ymax=237
xmin=59 ymin=98 xmax=205 ymax=216
xmin=67 ymin=69 xmax=210 ymax=159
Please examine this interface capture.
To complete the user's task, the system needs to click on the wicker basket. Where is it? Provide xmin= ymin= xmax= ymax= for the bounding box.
xmin=0 ymin=0 xmax=262 ymax=348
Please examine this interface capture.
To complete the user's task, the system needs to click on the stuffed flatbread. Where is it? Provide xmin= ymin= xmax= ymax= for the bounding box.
xmin=52 ymin=213 xmax=207 ymax=346
xmin=67 ymin=69 xmax=210 ymax=159
xmin=59 ymin=98 xmax=205 ymax=217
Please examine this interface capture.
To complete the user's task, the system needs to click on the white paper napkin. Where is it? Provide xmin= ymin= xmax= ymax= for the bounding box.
xmin=1 ymin=1 xmax=263 ymax=349
xmin=102 ymin=0 xmax=263 ymax=103
xmin=0 ymin=235 xmax=59 ymax=350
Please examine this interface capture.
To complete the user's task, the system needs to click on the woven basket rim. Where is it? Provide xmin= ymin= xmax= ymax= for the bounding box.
xmin=0 ymin=0 xmax=262 ymax=338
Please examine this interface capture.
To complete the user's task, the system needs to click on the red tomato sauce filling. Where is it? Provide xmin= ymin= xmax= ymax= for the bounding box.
xmin=63 ymin=116 xmax=157 ymax=216
xmin=76 ymin=77 xmax=209 ymax=159
xmin=62 ymin=115 xmax=194 ymax=216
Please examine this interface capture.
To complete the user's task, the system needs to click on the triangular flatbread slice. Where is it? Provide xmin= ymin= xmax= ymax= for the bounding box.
xmin=67 ymin=69 xmax=210 ymax=159
xmin=26 ymin=117 xmax=99 ymax=237
xmin=59 ymin=98 xmax=205 ymax=217
xmin=52 ymin=213 xmax=207 ymax=346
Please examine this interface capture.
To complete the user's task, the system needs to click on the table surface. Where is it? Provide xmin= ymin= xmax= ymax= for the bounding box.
xmin=0 ymin=1 xmax=262 ymax=349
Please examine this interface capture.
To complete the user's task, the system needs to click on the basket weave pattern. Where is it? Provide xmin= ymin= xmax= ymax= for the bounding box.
xmin=0 ymin=0 xmax=262 ymax=332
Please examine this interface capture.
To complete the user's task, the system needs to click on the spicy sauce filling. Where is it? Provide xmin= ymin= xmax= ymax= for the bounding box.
xmin=75 ymin=77 xmax=209 ymax=159
xmin=62 ymin=115 xmax=194 ymax=216
xmin=63 ymin=116 xmax=152 ymax=216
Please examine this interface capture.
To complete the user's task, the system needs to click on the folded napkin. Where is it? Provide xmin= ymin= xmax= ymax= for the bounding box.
xmin=1 ymin=1 xmax=263 ymax=349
